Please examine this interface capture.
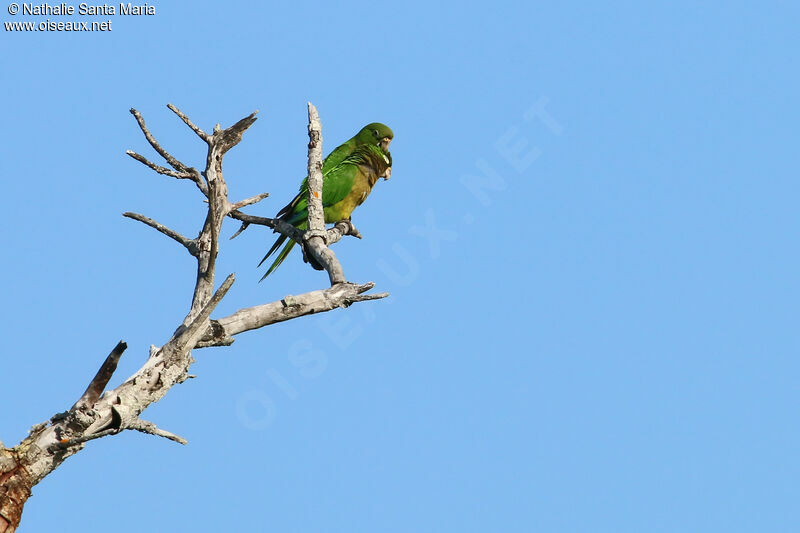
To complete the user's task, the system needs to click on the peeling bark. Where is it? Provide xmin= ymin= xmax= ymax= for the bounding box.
xmin=0 ymin=447 xmax=30 ymax=533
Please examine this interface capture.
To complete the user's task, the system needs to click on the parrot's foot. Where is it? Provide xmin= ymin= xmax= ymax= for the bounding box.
xmin=335 ymin=219 xmax=363 ymax=239
xmin=303 ymin=229 xmax=328 ymax=244
xmin=301 ymin=229 xmax=328 ymax=271
xmin=300 ymin=244 xmax=326 ymax=271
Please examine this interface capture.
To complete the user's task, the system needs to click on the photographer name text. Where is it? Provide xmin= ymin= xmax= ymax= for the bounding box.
xmin=19 ymin=2 xmax=154 ymax=15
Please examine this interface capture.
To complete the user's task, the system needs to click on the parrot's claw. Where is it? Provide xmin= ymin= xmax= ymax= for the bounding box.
xmin=299 ymin=243 xmax=326 ymax=271
xmin=337 ymin=219 xmax=362 ymax=239
xmin=303 ymin=229 xmax=328 ymax=244
xmin=301 ymin=230 xmax=329 ymax=271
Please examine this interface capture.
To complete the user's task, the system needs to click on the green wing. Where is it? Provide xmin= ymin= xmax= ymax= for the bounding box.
xmin=321 ymin=138 xmax=356 ymax=172
xmin=322 ymin=162 xmax=360 ymax=211
xmin=273 ymin=140 xmax=356 ymax=221
xmin=277 ymin=163 xmax=359 ymax=225
xmin=258 ymin=162 xmax=359 ymax=279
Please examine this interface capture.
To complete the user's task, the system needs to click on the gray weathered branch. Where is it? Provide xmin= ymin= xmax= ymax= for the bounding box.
xmin=125 ymin=150 xmax=188 ymax=179
xmin=167 ymin=103 xmax=211 ymax=143
xmin=228 ymin=212 xmax=362 ymax=245
xmin=127 ymin=107 xmax=208 ymax=195
xmin=230 ymin=191 xmax=270 ymax=211
xmin=73 ymin=341 xmax=127 ymax=410
xmin=0 ymin=103 xmax=388 ymax=533
xmin=126 ymin=418 xmax=187 ymax=445
xmin=301 ymin=103 xmax=346 ymax=284
xmin=123 ymin=212 xmax=198 ymax=256
xmin=129 ymin=108 xmax=190 ymax=173
xmin=197 ymin=282 xmax=388 ymax=348
xmin=305 ymin=103 xmax=326 ymax=232
xmin=227 ymin=210 xmax=303 ymax=243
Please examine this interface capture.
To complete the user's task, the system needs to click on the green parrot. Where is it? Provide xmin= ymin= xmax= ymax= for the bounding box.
xmin=259 ymin=123 xmax=394 ymax=279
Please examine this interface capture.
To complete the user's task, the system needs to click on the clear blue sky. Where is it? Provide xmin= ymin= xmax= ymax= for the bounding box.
xmin=2 ymin=1 xmax=798 ymax=531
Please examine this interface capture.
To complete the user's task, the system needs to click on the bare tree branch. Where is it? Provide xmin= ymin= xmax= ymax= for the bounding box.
xmin=227 ymin=210 xmax=304 ymax=242
xmin=227 ymin=212 xmax=363 ymax=246
xmin=305 ymin=102 xmax=326 ymax=233
xmin=228 ymin=220 xmax=250 ymax=240
xmin=126 ymin=419 xmax=187 ymax=445
xmin=181 ymin=111 xmax=258 ymax=326
xmin=300 ymin=103 xmax=346 ymax=282
xmin=125 ymin=150 xmax=188 ymax=179
xmin=0 ymin=104 xmax=389 ymax=532
xmin=197 ymin=282 xmax=388 ymax=348
xmin=230 ymin=191 xmax=270 ymax=211
xmin=129 ymin=108 xmax=191 ymax=173
xmin=216 ymin=112 xmax=259 ymax=158
xmin=167 ymin=103 xmax=211 ymax=143
xmin=125 ymin=150 xmax=208 ymax=195
xmin=123 ymin=212 xmax=198 ymax=255
xmin=74 ymin=341 xmax=127 ymax=410
xmin=51 ymin=418 xmax=186 ymax=450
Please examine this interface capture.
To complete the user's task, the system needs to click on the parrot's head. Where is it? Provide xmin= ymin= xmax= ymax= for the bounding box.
xmin=356 ymin=123 xmax=394 ymax=153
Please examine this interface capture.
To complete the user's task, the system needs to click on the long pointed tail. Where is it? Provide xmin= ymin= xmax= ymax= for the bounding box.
xmin=259 ymin=237 xmax=296 ymax=281
xmin=259 ymin=234 xmax=287 ymax=268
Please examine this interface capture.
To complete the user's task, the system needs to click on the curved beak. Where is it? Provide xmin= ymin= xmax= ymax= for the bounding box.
xmin=379 ymin=137 xmax=392 ymax=151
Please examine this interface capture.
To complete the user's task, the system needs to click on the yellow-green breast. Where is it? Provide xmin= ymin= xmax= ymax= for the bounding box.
xmin=323 ymin=164 xmax=382 ymax=222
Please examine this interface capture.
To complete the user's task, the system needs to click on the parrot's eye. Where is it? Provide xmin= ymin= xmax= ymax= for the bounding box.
xmin=373 ymin=129 xmax=379 ymax=137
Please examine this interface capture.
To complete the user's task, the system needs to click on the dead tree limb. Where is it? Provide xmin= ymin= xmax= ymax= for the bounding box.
xmin=0 ymin=103 xmax=388 ymax=532
xmin=73 ymin=341 xmax=128 ymax=410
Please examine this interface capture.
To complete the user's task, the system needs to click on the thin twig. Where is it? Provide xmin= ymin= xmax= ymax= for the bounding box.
xmin=129 ymin=108 xmax=190 ymax=172
xmin=125 ymin=151 xmax=188 ymax=179
xmin=127 ymin=419 xmax=187 ymax=445
xmin=227 ymin=210 xmax=305 ymax=242
xmin=167 ymin=103 xmax=210 ymax=143
xmin=229 ymin=192 xmax=270 ymax=212
xmin=228 ymin=221 xmax=250 ymax=240
xmin=123 ymin=212 xmax=198 ymax=256
xmin=126 ymin=150 xmax=208 ymax=195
